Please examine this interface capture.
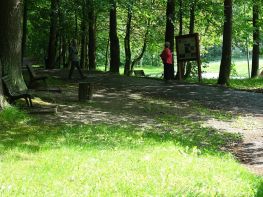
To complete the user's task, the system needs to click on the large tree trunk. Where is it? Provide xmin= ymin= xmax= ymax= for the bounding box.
xmin=164 ymin=0 xmax=175 ymax=79
xmin=0 ymin=61 xmax=9 ymax=109
xmin=124 ymin=3 xmax=133 ymax=76
xmin=251 ymin=0 xmax=260 ymax=78
xmin=88 ymin=0 xmax=96 ymax=71
xmin=218 ymin=0 xmax=232 ymax=85
xmin=22 ymin=0 xmax=29 ymax=59
xmin=47 ymin=0 xmax=59 ymax=69
xmin=109 ymin=0 xmax=120 ymax=74
xmin=0 ymin=0 xmax=27 ymax=92
xmin=184 ymin=0 xmax=196 ymax=79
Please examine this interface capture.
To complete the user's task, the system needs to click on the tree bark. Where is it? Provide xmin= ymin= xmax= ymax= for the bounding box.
xmin=109 ymin=0 xmax=120 ymax=74
xmin=218 ymin=0 xmax=232 ymax=85
xmin=0 ymin=0 xmax=27 ymax=90
xmin=164 ymin=0 xmax=175 ymax=79
xmin=88 ymin=0 xmax=96 ymax=71
xmin=105 ymin=38 xmax=110 ymax=71
xmin=124 ymin=3 xmax=133 ymax=76
xmin=22 ymin=0 xmax=29 ymax=59
xmin=0 ymin=0 xmax=27 ymax=108
xmin=80 ymin=0 xmax=88 ymax=69
xmin=0 ymin=60 xmax=9 ymax=109
xmin=178 ymin=0 xmax=183 ymax=36
xmin=47 ymin=0 xmax=59 ymax=69
xmin=251 ymin=0 xmax=260 ymax=78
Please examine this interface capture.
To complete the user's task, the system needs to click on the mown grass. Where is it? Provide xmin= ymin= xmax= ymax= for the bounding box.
xmin=98 ymin=58 xmax=263 ymax=77
xmin=186 ymin=78 xmax=263 ymax=90
xmin=0 ymin=107 xmax=262 ymax=196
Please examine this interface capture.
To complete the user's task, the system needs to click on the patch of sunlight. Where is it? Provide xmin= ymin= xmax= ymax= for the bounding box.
xmin=33 ymin=97 xmax=53 ymax=106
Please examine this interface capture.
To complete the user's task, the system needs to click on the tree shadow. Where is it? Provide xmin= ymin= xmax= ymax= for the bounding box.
xmin=0 ymin=113 xmax=241 ymax=158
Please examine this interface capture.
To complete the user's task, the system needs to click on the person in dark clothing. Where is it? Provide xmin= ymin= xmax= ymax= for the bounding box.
xmin=68 ymin=39 xmax=84 ymax=79
xmin=160 ymin=42 xmax=174 ymax=80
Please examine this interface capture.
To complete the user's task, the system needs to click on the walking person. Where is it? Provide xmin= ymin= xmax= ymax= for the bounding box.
xmin=68 ymin=39 xmax=85 ymax=79
xmin=160 ymin=42 xmax=174 ymax=80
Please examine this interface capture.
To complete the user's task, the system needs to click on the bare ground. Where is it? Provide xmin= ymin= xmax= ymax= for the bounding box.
xmin=28 ymin=70 xmax=263 ymax=176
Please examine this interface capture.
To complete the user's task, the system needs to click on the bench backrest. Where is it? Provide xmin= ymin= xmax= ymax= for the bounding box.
xmin=134 ymin=70 xmax=145 ymax=77
xmin=26 ymin=64 xmax=37 ymax=79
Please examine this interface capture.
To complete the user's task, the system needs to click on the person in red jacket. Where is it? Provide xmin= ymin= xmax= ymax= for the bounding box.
xmin=160 ymin=42 xmax=174 ymax=80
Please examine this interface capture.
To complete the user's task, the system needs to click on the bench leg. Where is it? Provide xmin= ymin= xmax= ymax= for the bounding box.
xmin=25 ymin=97 xmax=33 ymax=107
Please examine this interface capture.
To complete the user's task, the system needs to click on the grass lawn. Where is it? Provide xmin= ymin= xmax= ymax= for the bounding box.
xmin=98 ymin=58 xmax=263 ymax=79
xmin=0 ymin=106 xmax=262 ymax=196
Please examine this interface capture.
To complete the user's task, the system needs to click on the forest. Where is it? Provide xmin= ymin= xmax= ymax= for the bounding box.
xmin=0 ymin=0 xmax=263 ymax=196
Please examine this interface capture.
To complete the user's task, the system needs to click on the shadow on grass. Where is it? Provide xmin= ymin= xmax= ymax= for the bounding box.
xmin=0 ymin=108 xmax=240 ymax=156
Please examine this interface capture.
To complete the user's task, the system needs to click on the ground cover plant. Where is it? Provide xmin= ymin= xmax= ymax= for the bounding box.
xmin=0 ymin=104 xmax=262 ymax=196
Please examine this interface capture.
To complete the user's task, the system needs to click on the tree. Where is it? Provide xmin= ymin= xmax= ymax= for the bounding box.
xmin=251 ymin=0 xmax=260 ymax=78
xmin=218 ymin=0 xmax=232 ymax=85
xmin=88 ymin=0 xmax=97 ymax=71
xmin=164 ymin=0 xmax=175 ymax=79
xmin=22 ymin=0 xmax=29 ymax=59
xmin=47 ymin=0 xmax=59 ymax=69
xmin=0 ymin=0 xmax=27 ymax=108
xmin=124 ymin=1 xmax=133 ymax=76
xmin=109 ymin=0 xmax=120 ymax=73
xmin=80 ymin=0 xmax=88 ymax=68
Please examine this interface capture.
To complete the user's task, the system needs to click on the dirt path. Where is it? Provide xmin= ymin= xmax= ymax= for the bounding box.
xmin=32 ymin=71 xmax=263 ymax=176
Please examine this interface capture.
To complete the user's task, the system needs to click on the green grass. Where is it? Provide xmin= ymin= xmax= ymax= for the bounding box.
xmin=206 ymin=58 xmax=263 ymax=77
xmin=0 ymin=107 xmax=262 ymax=196
xmin=186 ymin=78 xmax=263 ymax=90
xmin=98 ymin=58 xmax=263 ymax=79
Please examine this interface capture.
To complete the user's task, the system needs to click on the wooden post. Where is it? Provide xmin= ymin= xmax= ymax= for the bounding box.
xmin=79 ymin=82 xmax=93 ymax=101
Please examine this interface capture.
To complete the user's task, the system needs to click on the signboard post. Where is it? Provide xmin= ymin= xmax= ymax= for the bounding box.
xmin=175 ymin=33 xmax=202 ymax=82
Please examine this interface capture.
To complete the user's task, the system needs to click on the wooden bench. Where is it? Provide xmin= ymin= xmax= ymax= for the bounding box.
xmin=2 ymin=76 xmax=33 ymax=107
xmin=133 ymin=70 xmax=149 ymax=77
xmin=23 ymin=58 xmax=47 ymax=87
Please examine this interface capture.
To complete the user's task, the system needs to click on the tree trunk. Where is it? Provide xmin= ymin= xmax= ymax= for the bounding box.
xmin=165 ymin=0 xmax=175 ymax=79
xmin=88 ymin=0 xmax=96 ymax=71
xmin=0 ymin=61 xmax=9 ymax=109
xmin=124 ymin=3 xmax=133 ymax=76
xmin=109 ymin=0 xmax=120 ymax=74
xmin=105 ymin=38 xmax=110 ymax=71
xmin=184 ymin=0 xmax=196 ymax=79
xmin=0 ymin=0 xmax=27 ymax=108
xmin=22 ymin=0 xmax=29 ymax=59
xmin=80 ymin=0 xmax=88 ymax=69
xmin=130 ymin=20 xmax=150 ymax=73
xmin=178 ymin=0 xmax=183 ymax=36
xmin=75 ymin=10 xmax=78 ymax=38
xmin=47 ymin=0 xmax=59 ymax=69
xmin=251 ymin=0 xmax=260 ymax=78
xmin=218 ymin=0 xmax=232 ymax=85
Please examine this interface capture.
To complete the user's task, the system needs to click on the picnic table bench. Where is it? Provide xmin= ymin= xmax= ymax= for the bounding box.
xmin=23 ymin=57 xmax=47 ymax=87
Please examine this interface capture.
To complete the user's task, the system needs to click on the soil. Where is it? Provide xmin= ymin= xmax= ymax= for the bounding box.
xmin=29 ymin=70 xmax=263 ymax=176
